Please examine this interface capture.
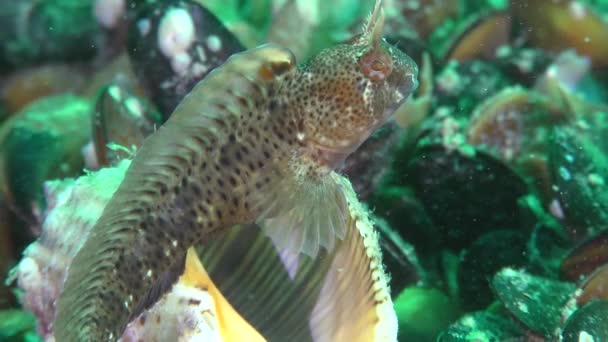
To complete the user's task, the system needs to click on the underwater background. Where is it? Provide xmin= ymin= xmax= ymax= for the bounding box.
xmin=2 ymin=0 xmax=608 ymax=341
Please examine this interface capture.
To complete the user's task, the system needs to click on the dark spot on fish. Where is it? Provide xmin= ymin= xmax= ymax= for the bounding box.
xmin=228 ymin=176 xmax=237 ymax=187
xmin=191 ymin=184 xmax=202 ymax=197
xmin=236 ymin=96 xmax=248 ymax=108
xmin=159 ymin=183 xmax=168 ymax=196
xmin=188 ymin=299 xmax=202 ymax=306
xmin=191 ymin=135 xmax=205 ymax=147
xmin=269 ymin=100 xmax=277 ymax=112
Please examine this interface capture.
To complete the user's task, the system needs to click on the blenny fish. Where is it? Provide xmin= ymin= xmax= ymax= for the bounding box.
xmin=54 ymin=1 xmax=418 ymax=340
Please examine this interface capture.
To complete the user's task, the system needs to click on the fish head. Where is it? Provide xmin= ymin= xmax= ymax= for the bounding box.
xmin=294 ymin=1 xmax=418 ymax=168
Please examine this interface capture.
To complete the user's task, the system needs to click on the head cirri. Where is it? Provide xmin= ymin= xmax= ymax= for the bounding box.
xmin=285 ymin=2 xmax=419 ymax=169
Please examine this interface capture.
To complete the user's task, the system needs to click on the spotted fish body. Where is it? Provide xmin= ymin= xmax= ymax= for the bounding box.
xmin=54 ymin=2 xmax=418 ymax=341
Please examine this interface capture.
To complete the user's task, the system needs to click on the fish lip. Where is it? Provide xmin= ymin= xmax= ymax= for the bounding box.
xmin=399 ymin=71 xmax=419 ymax=101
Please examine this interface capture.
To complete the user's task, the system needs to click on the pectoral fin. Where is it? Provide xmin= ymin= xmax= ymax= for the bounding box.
xmin=196 ymin=176 xmax=397 ymax=341
xmin=252 ymin=171 xmax=349 ymax=258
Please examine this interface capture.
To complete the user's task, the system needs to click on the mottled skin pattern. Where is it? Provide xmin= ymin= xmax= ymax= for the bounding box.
xmin=54 ymin=4 xmax=418 ymax=341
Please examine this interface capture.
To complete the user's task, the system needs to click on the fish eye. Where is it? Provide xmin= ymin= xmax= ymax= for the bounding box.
xmin=370 ymin=59 xmax=386 ymax=71
xmin=359 ymin=49 xmax=392 ymax=82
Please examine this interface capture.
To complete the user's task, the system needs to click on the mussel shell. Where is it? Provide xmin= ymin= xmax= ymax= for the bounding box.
xmin=491 ymin=268 xmax=576 ymax=336
xmin=466 ymin=86 xmax=531 ymax=162
xmin=561 ymin=229 xmax=608 ymax=281
xmin=528 ymin=224 xmax=571 ymax=278
xmin=370 ymin=185 xmax=439 ymax=260
xmin=561 ymin=299 xmax=608 ymax=341
xmin=1 ymin=64 xmax=86 ymax=116
xmin=405 ymin=144 xmax=529 ymax=250
xmin=0 ymin=0 xmax=99 ymax=71
xmin=127 ymin=0 xmax=245 ymax=119
xmin=511 ymin=0 xmax=608 ymax=68
xmin=458 ymin=230 xmax=528 ymax=311
xmin=495 ymin=48 xmax=554 ymax=87
xmin=398 ymin=0 xmax=459 ymax=40
xmin=435 ymin=60 xmax=510 ymax=118
xmin=92 ymin=82 xmax=161 ymax=166
xmin=0 ymin=94 xmax=91 ymax=223
xmin=374 ymin=217 xmax=425 ymax=294
xmin=441 ymin=11 xmax=511 ymax=63
xmin=549 ymin=124 xmax=608 ymax=239
xmin=577 ymin=264 xmax=608 ymax=306
xmin=437 ymin=311 xmax=525 ymax=342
